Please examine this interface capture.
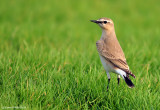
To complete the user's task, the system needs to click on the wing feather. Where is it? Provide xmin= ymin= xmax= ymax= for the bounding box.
xmin=96 ymin=40 xmax=130 ymax=72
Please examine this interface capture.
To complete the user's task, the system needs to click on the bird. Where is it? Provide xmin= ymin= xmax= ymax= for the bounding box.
xmin=90 ymin=17 xmax=136 ymax=89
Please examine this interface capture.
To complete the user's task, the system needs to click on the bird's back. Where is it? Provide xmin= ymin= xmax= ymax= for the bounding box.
xmin=101 ymin=32 xmax=126 ymax=61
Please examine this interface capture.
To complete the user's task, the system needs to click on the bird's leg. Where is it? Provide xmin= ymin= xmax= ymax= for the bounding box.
xmin=106 ymin=72 xmax=110 ymax=90
xmin=117 ymin=75 xmax=120 ymax=85
xmin=107 ymin=78 xmax=110 ymax=90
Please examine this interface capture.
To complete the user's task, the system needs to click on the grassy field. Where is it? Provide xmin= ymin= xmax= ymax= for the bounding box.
xmin=0 ymin=0 xmax=160 ymax=109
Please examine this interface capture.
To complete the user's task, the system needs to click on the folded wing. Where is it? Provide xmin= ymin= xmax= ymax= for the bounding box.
xmin=96 ymin=40 xmax=135 ymax=78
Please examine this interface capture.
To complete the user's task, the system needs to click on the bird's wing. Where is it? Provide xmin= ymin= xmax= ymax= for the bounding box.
xmin=96 ymin=40 xmax=130 ymax=73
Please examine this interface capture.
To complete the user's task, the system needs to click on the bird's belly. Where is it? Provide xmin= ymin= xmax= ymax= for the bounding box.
xmin=99 ymin=55 xmax=114 ymax=72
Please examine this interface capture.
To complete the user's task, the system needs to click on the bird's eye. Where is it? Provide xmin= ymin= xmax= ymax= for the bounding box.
xmin=104 ymin=21 xmax=107 ymax=24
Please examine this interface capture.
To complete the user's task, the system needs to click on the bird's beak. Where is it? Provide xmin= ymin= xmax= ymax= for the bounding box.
xmin=90 ymin=20 xmax=102 ymax=24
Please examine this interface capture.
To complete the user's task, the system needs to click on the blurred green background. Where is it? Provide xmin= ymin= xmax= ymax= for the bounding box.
xmin=0 ymin=0 xmax=160 ymax=109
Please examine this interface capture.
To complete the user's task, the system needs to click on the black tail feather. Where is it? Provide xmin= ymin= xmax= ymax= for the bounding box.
xmin=124 ymin=76 xmax=135 ymax=88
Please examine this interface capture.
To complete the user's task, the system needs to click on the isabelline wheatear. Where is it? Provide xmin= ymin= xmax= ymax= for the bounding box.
xmin=91 ymin=17 xmax=136 ymax=88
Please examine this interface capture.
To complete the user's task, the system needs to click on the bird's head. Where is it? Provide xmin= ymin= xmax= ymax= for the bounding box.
xmin=90 ymin=17 xmax=114 ymax=31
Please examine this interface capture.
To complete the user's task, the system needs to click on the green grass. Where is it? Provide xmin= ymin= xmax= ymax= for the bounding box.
xmin=0 ymin=0 xmax=160 ymax=109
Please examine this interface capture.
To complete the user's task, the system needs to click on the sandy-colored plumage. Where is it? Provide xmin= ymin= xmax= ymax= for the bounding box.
xmin=91 ymin=17 xmax=136 ymax=88
xmin=91 ymin=17 xmax=136 ymax=78
xmin=96 ymin=18 xmax=135 ymax=78
xmin=96 ymin=18 xmax=135 ymax=77
xmin=96 ymin=32 xmax=135 ymax=78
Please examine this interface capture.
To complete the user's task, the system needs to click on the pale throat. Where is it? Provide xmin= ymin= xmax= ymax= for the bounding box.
xmin=100 ymin=29 xmax=115 ymax=40
xmin=100 ymin=30 xmax=105 ymax=39
xmin=100 ymin=30 xmax=109 ymax=40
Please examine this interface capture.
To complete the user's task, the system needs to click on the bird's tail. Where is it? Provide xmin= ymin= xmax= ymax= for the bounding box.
xmin=124 ymin=76 xmax=135 ymax=88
